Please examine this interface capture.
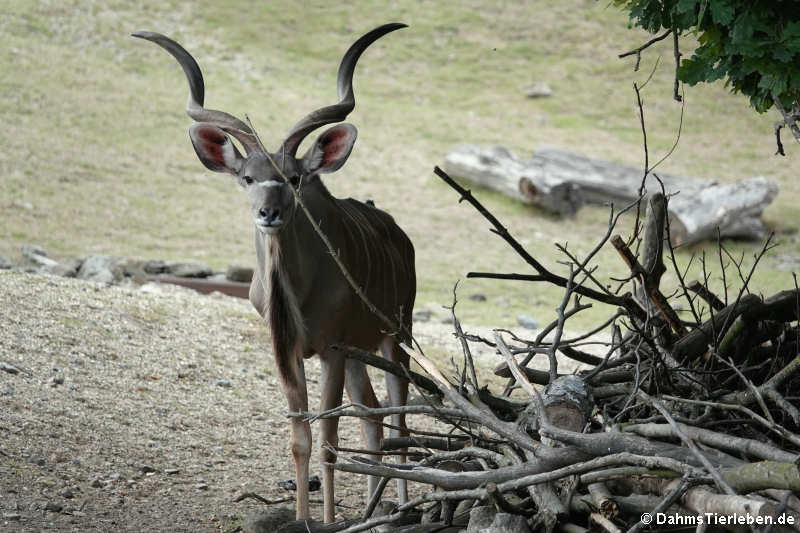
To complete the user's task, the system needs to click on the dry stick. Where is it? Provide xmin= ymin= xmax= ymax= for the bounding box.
xmin=495 ymin=332 xmax=538 ymax=399
xmin=486 ymin=482 xmax=531 ymax=515
xmin=331 ymin=451 xmax=694 ymax=493
xmin=764 ymin=387 xmax=800 ymax=425
xmin=546 ymin=264 xmax=576 ymax=381
xmin=626 ymin=475 xmax=690 ymax=533
xmin=331 ymin=345 xmax=440 ymax=397
xmin=687 ymin=280 xmax=725 ymax=311
xmin=720 ymin=354 xmax=800 ymax=406
xmin=449 ymin=282 xmax=479 ymax=390
xmin=720 ymin=356 xmax=775 ymax=423
xmin=638 ymin=391 xmax=736 ymax=497
xmin=290 ymin=402 xmax=475 ymax=423
xmin=619 ymin=29 xmax=672 ymax=70
xmin=362 ymin=475 xmax=389 ymax=519
xmin=611 ymin=235 xmax=685 ymax=335
xmin=714 ymin=233 xmax=777 ymax=351
xmin=591 ymin=513 xmax=622 ymax=533
xmin=233 ymin=492 xmax=294 ymax=505
xmin=587 ymin=482 xmax=619 ymax=519
xmin=499 ymin=199 xmax=638 ymax=394
xmin=419 ymin=447 xmax=508 ymax=468
xmin=663 ymin=395 xmax=800 ymax=449
xmin=624 ymin=422 xmax=797 ymax=463
xmin=403 ymin=343 xmax=542 ymax=453
xmin=627 ymin=81 xmax=651 ymax=250
xmin=672 ymin=29 xmax=682 ymax=102
xmin=772 ymin=94 xmax=800 ymax=146
xmin=433 ymin=166 xmax=645 ymax=321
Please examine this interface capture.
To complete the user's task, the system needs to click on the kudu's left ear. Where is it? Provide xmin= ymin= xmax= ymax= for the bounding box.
xmin=189 ymin=123 xmax=244 ymax=175
xmin=301 ymin=124 xmax=358 ymax=175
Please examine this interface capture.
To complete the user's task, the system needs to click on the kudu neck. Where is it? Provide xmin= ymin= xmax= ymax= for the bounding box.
xmin=263 ymin=179 xmax=337 ymax=279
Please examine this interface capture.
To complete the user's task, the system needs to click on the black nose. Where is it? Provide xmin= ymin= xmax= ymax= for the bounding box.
xmin=259 ymin=207 xmax=281 ymax=223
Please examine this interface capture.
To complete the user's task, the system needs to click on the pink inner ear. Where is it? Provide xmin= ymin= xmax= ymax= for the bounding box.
xmin=195 ymin=125 xmax=228 ymax=166
xmin=320 ymin=129 xmax=350 ymax=167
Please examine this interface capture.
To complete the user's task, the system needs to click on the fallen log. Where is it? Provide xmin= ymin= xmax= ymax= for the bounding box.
xmin=443 ymin=145 xmax=778 ymax=245
xmin=442 ymin=145 xmax=584 ymax=216
xmin=145 ymin=274 xmax=250 ymax=299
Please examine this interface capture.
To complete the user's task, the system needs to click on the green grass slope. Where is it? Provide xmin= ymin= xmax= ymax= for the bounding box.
xmin=2 ymin=0 xmax=798 ymax=329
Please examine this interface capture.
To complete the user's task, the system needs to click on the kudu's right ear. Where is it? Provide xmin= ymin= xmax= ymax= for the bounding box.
xmin=189 ymin=123 xmax=244 ymax=175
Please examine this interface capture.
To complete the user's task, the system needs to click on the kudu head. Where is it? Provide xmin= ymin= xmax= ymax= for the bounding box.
xmin=133 ymin=24 xmax=405 ymax=235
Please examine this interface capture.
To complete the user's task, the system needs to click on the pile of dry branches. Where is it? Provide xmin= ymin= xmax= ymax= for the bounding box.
xmin=279 ymin=160 xmax=800 ymax=533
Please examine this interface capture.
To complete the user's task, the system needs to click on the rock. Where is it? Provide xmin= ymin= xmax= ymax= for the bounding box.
xmin=11 ymin=265 xmax=39 ymax=274
xmin=0 ymin=256 xmax=12 ymax=269
xmin=467 ymin=506 xmax=496 ymax=532
xmin=164 ymin=468 xmax=180 ymax=475
xmin=2 ymin=512 xmax=21 ymax=521
xmin=42 ymin=258 xmax=83 ymax=278
xmin=140 ymin=465 xmax=157 ymax=474
xmin=517 ymin=315 xmax=539 ymax=330
xmin=48 ymin=375 xmax=64 ymax=387
xmin=119 ymin=260 xmax=148 ymax=284
xmin=525 ymin=82 xmax=553 ymax=98
xmin=166 ymin=261 xmax=213 ymax=278
xmin=77 ymin=254 xmax=122 ymax=284
xmin=60 ymin=487 xmax=74 ymax=499
xmin=21 ymin=243 xmax=48 ymax=259
xmin=90 ymin=478 xmax=103 ymax=488
xmin=246 ymin=507 xmax=296 ymax=533
xmin=413 ymin=309 xmax=433 ymax=323
xmin=44 ymin=501 xmax=63 ymax=513
xmin=226 ymin=265 xmax=254 ymax=282
xmin=0 ymin=362 xmax=21 ymax=374
xmin=11 ymin=200 xmax=33 ymax=210
xmin=468 ymin=293 xmax=487 ymax=302
xmin=216 ymin=379 xmax=232 ymax=388
xmin=2 ymin=386 xmax=14 ymax=396
xmin=277 ymin=475 xmax=321 ymax=492
xmin=195 ymin=482 xmax=209 ymax=490
xmin=142 ymin=260 xmax=169 ymax=274
xmin=21 ymin=244 xmax=59 ymax=267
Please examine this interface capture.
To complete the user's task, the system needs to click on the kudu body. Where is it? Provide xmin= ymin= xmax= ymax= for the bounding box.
xmin=134 ymin=24 xmax=415 ymax=522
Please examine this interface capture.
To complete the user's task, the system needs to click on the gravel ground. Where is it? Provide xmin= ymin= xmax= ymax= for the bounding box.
xmin=0 ymin=270 xmax=588 ymax=532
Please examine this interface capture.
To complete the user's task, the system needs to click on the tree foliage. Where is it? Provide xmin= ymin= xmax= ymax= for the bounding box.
xmin=615 ymin=0 xmax=800 ymax=114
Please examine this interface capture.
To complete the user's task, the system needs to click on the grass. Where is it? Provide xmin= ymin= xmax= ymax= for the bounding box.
xmin=1 ymin=0 xmax=799 ymax=333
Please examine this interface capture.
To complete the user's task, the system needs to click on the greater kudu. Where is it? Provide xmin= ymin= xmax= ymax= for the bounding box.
xmin=133 ymin=24 xmax=415 ymax=522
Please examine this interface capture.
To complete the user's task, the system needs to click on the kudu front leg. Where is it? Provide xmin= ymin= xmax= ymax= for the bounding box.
xmin=319 ymin=353 xmax=346 ymax=523
xmin=280 ymin=357 xmax=312 ymax=520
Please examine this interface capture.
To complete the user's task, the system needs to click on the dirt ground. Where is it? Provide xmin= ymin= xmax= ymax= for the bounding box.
xmin=0 ymin=270 xmax=588 ymax=532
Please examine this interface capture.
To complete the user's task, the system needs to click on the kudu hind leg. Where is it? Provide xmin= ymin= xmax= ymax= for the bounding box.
xmin=380 ymin=337 xmax=410 ymax=503
xmin=344 ymin=359 xmax=383 ymax=501
xmin=319 ymin=353 xmax=346 ymax=523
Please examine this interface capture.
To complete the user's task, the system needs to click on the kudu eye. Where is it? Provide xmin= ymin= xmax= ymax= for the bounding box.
xmin=243 ymin=176 xmax=254 ymax=185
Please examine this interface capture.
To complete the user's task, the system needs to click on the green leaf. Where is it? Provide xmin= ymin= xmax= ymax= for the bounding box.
xmin=709 ymin=0 xmax=735 ymax=26
xmin=677 ymin=57 xmax=711 ymax=85
xmin=758 ymin=73 xmax=789 ymax=96
xmin=676 ymin=0 xmax=698 ymax=14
